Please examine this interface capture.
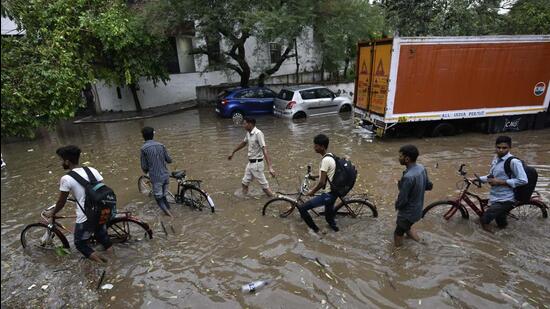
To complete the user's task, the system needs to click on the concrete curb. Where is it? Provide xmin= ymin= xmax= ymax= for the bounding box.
xmin=73 ymin=102 xmax=197 ymax=124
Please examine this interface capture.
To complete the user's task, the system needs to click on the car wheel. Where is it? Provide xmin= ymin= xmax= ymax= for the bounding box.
xmin=232 ymin=110 xmax=244 ymax=124
xmin=292 ymin=111 xmax=306 ymax=119
xmin=339 ymin=104 xmax=352 ymax=113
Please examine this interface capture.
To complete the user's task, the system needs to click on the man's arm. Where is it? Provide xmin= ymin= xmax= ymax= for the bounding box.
xmin=46 ymin=191 xmax=70 ymax=218
xmin=140 ymin=149 xmax=149 ymax=173
xmin=164 ymin=146 xmax=173 ymax=164
xmin=307 ymin=171 xmax=328 ymax=196
xmin=262 ymin=146 xmax=275 ymax=176
xmin=506 ymin=159 xmax=528 ymax=188
xmin=228 ymin=141 xmax=247 ymax=160
xmin=395 ymin=177 xmax=412 ymax=210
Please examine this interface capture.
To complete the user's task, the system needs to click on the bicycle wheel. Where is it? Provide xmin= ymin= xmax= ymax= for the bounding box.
xmin=180 ymin=185 xmax=209 ymax=211
xmin=262 ymin=197 xmax=297 ymax=218
xmin=334 ymin=198 xmax=378 ymax=218
xmin=107 ymin=218 xmax=153 ymax=244
xmin=21 ymin=223 xmax=70 ymax=256
xmin=508 ymin=200 xmax=548 ymax=220
xmin=138 ymin=176 xmax=152 ymax=196
xmin=422 ymin=200 xmax=469 ymax=221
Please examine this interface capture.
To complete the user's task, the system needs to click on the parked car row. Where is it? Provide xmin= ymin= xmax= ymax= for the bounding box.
xmin=215 ymin=85 xmax=353 ymax=122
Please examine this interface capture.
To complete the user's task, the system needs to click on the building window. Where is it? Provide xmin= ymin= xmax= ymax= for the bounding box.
xmin=270 ymin=42 xmax=281 ymax=64
xmin=206 ymin=36 xmax=222 ymax=66
xmin=165 ymin=37 xmax=181 ymax=74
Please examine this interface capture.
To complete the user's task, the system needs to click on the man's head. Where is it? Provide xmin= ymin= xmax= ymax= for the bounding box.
xmin=398 ymin=144 xmax=419 ymax=166
xmin=313 ymin=134 xmax=329 ymax=154
xmin=495 ymin=135 xmax=512 ymax=158
xmin=142 ymin=127 xmax=154 ymax=141
xmin=242 ymin=117 xmax=256 ymax=132
xmin=56 ymin=145 xmax=81 ymax=170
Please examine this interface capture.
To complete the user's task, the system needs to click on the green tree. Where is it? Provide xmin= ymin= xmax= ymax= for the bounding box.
xmin=382 ymin=0 xmax=504 ymax=36
xmin=143 ymin=0 xmax=315 ymax=87
xmin=313 ymin=0 xmax=385 ymax=79
xmin=505 ymin=0 xmax=550 ymax=34
xmin=1 ymin=0 xmax=170 ymax=137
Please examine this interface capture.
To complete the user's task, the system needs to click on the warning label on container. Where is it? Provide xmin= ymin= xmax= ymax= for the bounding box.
xmin=534 ymin=82 xmax=546 ymax=96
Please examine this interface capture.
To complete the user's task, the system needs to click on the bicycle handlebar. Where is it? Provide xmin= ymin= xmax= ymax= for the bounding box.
xmin=458 ymin=164 xmax=482 ymax=188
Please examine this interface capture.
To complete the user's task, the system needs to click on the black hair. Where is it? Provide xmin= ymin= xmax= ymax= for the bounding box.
xmin=56 ymin=145 xmax=81 ymax=165
xmin=399 ymin=144 xmax=419 ymax=162
xmin=495 ymin=135 xmax=512 ymax=147
xmin=142 ymin=127 xmax=154 ymax=141
xmin=243 ymin=117 xmax=256 ymax=125
xmin=313 ymin=134 xmax=329 ymax=149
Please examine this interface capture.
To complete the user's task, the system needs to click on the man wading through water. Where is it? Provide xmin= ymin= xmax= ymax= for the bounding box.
xmin=394 ymin=145 xmax=432 ymax=247
xmin=477 ymin=136 xmax=527 ymax=232
xmin=45 ymin=145 xmax=113 ymax=263
xmin=228 ymin=117 xmax=276 ymax=197
xmin=141 ymin=127 xmax=174 ymax=217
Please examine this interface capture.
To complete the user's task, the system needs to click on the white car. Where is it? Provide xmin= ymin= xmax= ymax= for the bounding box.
xmin=273 ymin=85 xmax=353 ymax=119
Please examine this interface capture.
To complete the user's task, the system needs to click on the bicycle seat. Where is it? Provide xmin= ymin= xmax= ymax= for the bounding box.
xmin=171 ymin=170 xmax=186 ymax=179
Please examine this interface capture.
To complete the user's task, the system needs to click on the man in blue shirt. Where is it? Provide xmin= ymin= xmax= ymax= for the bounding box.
xmin=478 ymin=136 xmax=527 ymax=232
xmin=394 ymin=145 xmax=432 ymax=247
xmin=141 ymin=127 xmax=173 ymax=217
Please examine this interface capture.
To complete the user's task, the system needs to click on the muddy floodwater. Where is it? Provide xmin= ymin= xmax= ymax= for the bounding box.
xmin=2 ymin=108 xmax=550 ymax=308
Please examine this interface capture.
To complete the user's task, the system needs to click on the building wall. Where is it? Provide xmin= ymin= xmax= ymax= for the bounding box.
xmin=95 ymin=28 xmax=323 ymax=111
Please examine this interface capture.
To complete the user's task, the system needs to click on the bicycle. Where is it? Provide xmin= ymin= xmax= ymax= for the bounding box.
xmin=262 ymin=164 xmax=378 ymax=218
xmin=20 ymin=199 xmax=153 ymax=257
xmin=138 ymin=171 xmax=215 ymax=213
xmin=422 ymin=164 xmax=548 ymax=222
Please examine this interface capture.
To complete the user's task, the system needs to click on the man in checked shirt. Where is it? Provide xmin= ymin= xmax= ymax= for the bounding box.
xmin=141 ymin=127 xmax=173 ymax=217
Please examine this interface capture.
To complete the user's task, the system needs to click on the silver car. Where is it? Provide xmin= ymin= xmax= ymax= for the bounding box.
xmin=273 ymin=85 xmax=353 ymax=119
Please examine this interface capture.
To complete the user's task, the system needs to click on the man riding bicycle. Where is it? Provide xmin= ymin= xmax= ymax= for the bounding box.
xmin=297 ymin=134 xmax=339 ymax=234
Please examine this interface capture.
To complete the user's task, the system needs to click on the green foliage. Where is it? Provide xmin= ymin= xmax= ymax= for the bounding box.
xmin=314 ymin=0 xmax=385 ymax=74
xmin=1 ymin=0 xmax=169 ymax=138
xmin=505 ymin=0 xmax=550 ymax=34
xmin=383 ymin=0 xmax=505 ymax=36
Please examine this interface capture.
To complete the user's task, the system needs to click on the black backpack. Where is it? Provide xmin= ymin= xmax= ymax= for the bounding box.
xmin=68 ymin=167 xmax=117 ymax=225
xmin=324 ymin=154 xmax=358 ymax=197
xmin=504 ymin=156 xmax=538 ymax=203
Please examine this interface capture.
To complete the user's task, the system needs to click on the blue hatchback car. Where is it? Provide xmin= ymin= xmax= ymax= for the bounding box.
xmin=215 ymin=87 xmax=277 ymax=122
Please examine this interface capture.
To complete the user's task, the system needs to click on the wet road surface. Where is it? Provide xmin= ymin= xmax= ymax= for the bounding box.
xmin=2 ymin=108 xmax=550 ymax=308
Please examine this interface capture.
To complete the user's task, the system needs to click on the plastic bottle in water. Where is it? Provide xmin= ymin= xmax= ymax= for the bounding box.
xmin=206 ymin=195 xmax=215 ymax=213
xmin=241 ymin=280 xmax=269 ymax=293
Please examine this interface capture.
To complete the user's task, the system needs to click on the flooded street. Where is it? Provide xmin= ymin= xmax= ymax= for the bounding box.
xmin=2 ymin=108 xmax=550 ymax=308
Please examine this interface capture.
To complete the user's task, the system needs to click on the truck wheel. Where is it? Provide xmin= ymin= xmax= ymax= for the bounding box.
xmin=431 ymin=122 xmax=456 ymax=137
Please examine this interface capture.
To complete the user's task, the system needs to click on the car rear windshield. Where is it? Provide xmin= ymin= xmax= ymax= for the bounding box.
xmin=217 ymin=90 xmax=231 ymax=99
xmin=277 ymin=89 xmax=294 ymax=101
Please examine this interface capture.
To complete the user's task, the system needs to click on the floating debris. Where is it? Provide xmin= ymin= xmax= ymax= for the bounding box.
xmin=101 ymin=284 xmax=114 ymax=290
xmin=28 ymin=284 xmax=36 ymax=290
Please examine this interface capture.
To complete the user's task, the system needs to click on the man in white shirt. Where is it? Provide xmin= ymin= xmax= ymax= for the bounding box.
xmin=298 ymin=134 xmax=339 ymax=233
xmin=45 ymin=145 xmax=112 ymax=263
xmin=228 ymin=117 xmax=276 ymax=197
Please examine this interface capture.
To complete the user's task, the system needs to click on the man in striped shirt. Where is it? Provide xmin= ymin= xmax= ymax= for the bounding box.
xmin=141 ymin=127 xmax=173 ymax=217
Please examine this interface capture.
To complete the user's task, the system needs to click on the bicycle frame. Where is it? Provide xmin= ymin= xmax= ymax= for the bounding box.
xmin=447 ymin=180 xmax=488 ymax=219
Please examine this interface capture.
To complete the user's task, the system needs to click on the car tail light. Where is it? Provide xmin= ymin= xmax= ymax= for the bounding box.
xmin=221 ymin=99 xmax=228 ymax=105
xmin=286 ymin=101 xmax=296 ymax=109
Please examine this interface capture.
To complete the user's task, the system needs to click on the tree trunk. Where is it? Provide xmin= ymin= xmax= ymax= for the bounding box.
xmin=129 ymin=83 xmax=142 ymax=112
xmin=343 ymin=58 xmax=350 ymax=79
xmin=240 ymin=66 xmax=250 ymax=88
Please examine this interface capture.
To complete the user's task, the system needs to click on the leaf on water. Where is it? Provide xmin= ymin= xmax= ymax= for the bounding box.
xmin=55 ymin=246 xmax=69 ymax=256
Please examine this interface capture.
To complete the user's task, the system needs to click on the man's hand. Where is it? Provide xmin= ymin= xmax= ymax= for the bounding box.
xmin=43 ymin=209 xmax=54 ymax=219
xmin=269 ymin=167 xmax=276 ymax=177
xmin=305 ymin=190 xmax=314 ymax=197
xmin=487 ymin=177 xmax=507 ymax=186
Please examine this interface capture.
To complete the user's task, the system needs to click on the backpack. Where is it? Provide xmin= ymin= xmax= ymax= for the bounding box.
xmin=68 ymin=167 xmax=117 ymax=225
xmin=504 ymin=156 xmax=538 ymax=203
xmin=324 ymin=154 xmax=357 ymax=197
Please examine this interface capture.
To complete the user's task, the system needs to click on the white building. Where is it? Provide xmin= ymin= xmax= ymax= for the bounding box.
xmin=94 ymin=28 xmax=323 ymax=112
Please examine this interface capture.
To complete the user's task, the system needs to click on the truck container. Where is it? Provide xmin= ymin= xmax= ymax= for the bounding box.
xmin=354 ymin=35 xmax=550 ymax=137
